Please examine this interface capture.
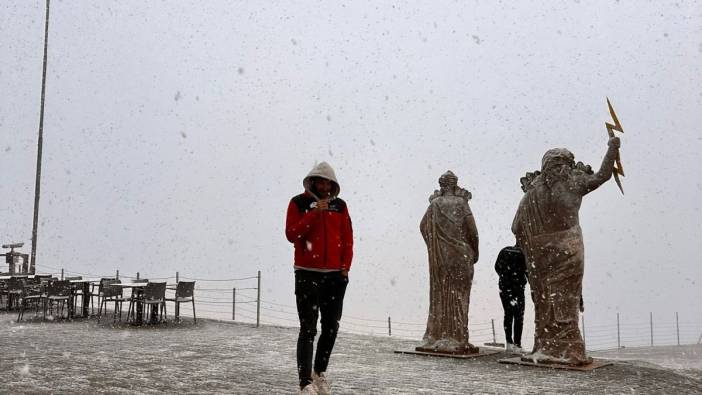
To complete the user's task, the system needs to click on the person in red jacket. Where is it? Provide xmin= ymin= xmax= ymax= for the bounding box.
xmin=286 ymin=162 xmax=353 ymax=394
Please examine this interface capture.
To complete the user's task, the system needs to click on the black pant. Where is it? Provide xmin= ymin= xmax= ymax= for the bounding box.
xmin=499 ymin=288 xmax=525 ymax=347
xmin=295 ymin=270 xmax=348 ymax=388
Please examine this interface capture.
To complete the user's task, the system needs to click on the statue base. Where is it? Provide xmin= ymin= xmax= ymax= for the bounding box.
xmin=414 ymin=344 xmax=480 ymax=355
xmin=498 ymin=356 xmax=613 ymax=371
xmin=394 ymin=347 xmax=499 ymax=359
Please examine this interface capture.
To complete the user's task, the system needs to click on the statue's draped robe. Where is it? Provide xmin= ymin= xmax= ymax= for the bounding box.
xmin=513 ymin=182 xmax=589 ymax=364
xmin=420 ymin=194 xmax=477 ymax=351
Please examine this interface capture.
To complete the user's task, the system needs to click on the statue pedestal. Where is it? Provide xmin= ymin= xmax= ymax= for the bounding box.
xmin=394 ymin=348 xmax=499 ymax=359
xmin=415 ymin=344 xmax=480 ymax=354
xmin=498 ymin=356 xmax=613 ymax=371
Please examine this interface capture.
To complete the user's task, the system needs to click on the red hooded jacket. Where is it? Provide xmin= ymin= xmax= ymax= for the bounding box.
xmin=285 ymin=192 xmax=353 ymax=271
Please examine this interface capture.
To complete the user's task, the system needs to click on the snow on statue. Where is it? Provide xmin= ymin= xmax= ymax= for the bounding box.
xmin=512 ymin=136 xmax=621 ymax=365
xmin=417 ymin=171 xmax=479 ymax=354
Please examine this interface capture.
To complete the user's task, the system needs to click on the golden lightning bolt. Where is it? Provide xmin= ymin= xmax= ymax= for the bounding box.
xmin=605 ymin=97 xmax=625 ymax=194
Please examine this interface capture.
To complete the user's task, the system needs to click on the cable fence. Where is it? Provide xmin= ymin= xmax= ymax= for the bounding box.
xmin=25 ymin=265 xmax=702 ymax=350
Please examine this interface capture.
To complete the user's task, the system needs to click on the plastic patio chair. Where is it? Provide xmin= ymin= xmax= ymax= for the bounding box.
xmin=6 ymin=277 xmax=25 ymax=310
xmin=0 ymin=280 xmax=7 ymax=309
xmin=165 ymin=281 xmax=196 ymax=323
xmin=97 ymin=279 xmax=127 ymax=323
xmin=89 ymin=278 xmax=117 ymax=315
xmin=16 ymin=281 xmax=46 ymax=321
xmin=64 ymin=276 xmax=83 ymax=312
xmin=44 ymin=280 xmax=72 ymax=320
xmin=128 ymin=282 xmax=167 ymax=324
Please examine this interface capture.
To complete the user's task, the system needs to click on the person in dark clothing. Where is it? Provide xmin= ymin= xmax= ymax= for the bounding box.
xmin=285 ymin=162 xmax=353 ymax=395
xmin=494 ymin=242 xmax=527 ymax=352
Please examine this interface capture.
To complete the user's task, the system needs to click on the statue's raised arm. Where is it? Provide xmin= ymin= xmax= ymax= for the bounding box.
xmin=578 ymin=136 xmax=621 ymax=195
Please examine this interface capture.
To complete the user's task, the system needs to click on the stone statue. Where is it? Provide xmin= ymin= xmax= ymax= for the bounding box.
xmin=417 ymin=171 xmax=479 ymax=354
xmin=512 ymin=136 xmax=621 ymax=365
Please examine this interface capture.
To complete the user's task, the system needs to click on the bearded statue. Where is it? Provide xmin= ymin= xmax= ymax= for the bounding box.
xmin=512 ymin=137 xmax=620 ymax=365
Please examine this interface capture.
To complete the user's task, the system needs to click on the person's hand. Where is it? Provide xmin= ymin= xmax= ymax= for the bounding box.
xmin=608 ymin=136 xmax=621 ymax=149
xmin=316 ymin=199 xmax=329 ymax=211
xmin=340 ymin=269 xmax=349 ymax=277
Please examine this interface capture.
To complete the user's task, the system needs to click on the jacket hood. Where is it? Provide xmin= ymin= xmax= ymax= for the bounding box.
xmin=303 ymin=161 xmax=340 ymax=199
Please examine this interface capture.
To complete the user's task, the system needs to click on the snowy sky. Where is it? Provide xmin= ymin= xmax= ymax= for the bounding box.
xmin=1 ymin=1 xmax=701 ymax=342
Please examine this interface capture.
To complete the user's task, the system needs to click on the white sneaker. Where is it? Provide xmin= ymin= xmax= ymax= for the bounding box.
xmin=513 ymin=345 xmax=524 ymax=353
xmin=505 ymin=343 xmax=515 ymax=352
xmin=312 ymin=371 xmax=331 ymax=395
xmin=300 ymin=383 xmax=319 ymax=395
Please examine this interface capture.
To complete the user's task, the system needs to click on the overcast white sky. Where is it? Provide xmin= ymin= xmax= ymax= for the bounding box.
xmin=1 ymin=1 xmax=701 ymax=343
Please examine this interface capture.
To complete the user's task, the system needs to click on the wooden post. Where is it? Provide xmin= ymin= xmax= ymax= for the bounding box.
xmin=491 ymin=319 xmax=496 ymax=344
xmin=676 ymin=312 xmax=680 ymax=346
xmin=388 ymin=316 xmax=392 ymax=336
xmin=29 ymin=0 xmax=51 ymax=275
xmin=176 ymin=271 xmax=179 ymax=283
xmin=136 ymin=272 xmax=140 ymax=280
xmin=232 ymin=288 xmax=236 ymax=321
xmin=116 ymin=269 xmax=119 ymax=280
xmin=617 ymin=312 xmax=621 ymax=349
xmin=256 ymin=270 xmax=261 ymax=327
xmin=60 ymin=268 xmax=63 ymax=280
xmin=650 ymin=312 xmax=654 ymax=347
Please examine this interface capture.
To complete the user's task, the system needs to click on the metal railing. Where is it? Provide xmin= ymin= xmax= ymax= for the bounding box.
xmin=26 ymin=264 xmax=702 ymax=350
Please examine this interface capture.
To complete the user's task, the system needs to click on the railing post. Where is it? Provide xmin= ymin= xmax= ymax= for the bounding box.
xmin=136 ymin=272 xmax=140 ymax=280
xmin=491 ymin=319 xmax=496 ymax=344
xmin=256 ymin=270 xmax=261 ymax=328
xmin=617 ymin=312 xmax=621 ymax=349
xmin=676 ymin=312 xmax=680 ymax=346
xmin=388 ymin=316 xmax=392 ymax=336
xmin=60 ymin=268 xmax=64 ymax=280
xmin=232 ymin=288 xmax=236 ymax=321
xmin=176 ymin=271 xmax=179 ymax=283
xmin=116 ymin=269 xmax=119 ymax=280
xmin=581 ymin=314 xmax=586 ymax=350
xmin=650 ymin=312 xmax=654 ymax=347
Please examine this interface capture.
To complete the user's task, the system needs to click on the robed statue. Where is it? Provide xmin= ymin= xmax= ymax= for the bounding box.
xmin=417 ymin=171 xmax=479 ymax=354
xmin=512 ymin=136 xmax=621 ymax=365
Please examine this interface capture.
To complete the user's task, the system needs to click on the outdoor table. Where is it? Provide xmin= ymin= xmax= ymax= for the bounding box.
xmin=115 ymin=283 xmax=157 ymax=324
xmin=68 ymin=279 xmax=99 ymax=318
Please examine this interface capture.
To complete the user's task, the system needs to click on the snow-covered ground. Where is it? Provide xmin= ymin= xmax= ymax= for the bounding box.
xmin=592 ymin=345 xmax=702 ymax=381
xmin=1 ymin=312 xmax=700 ymax=394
